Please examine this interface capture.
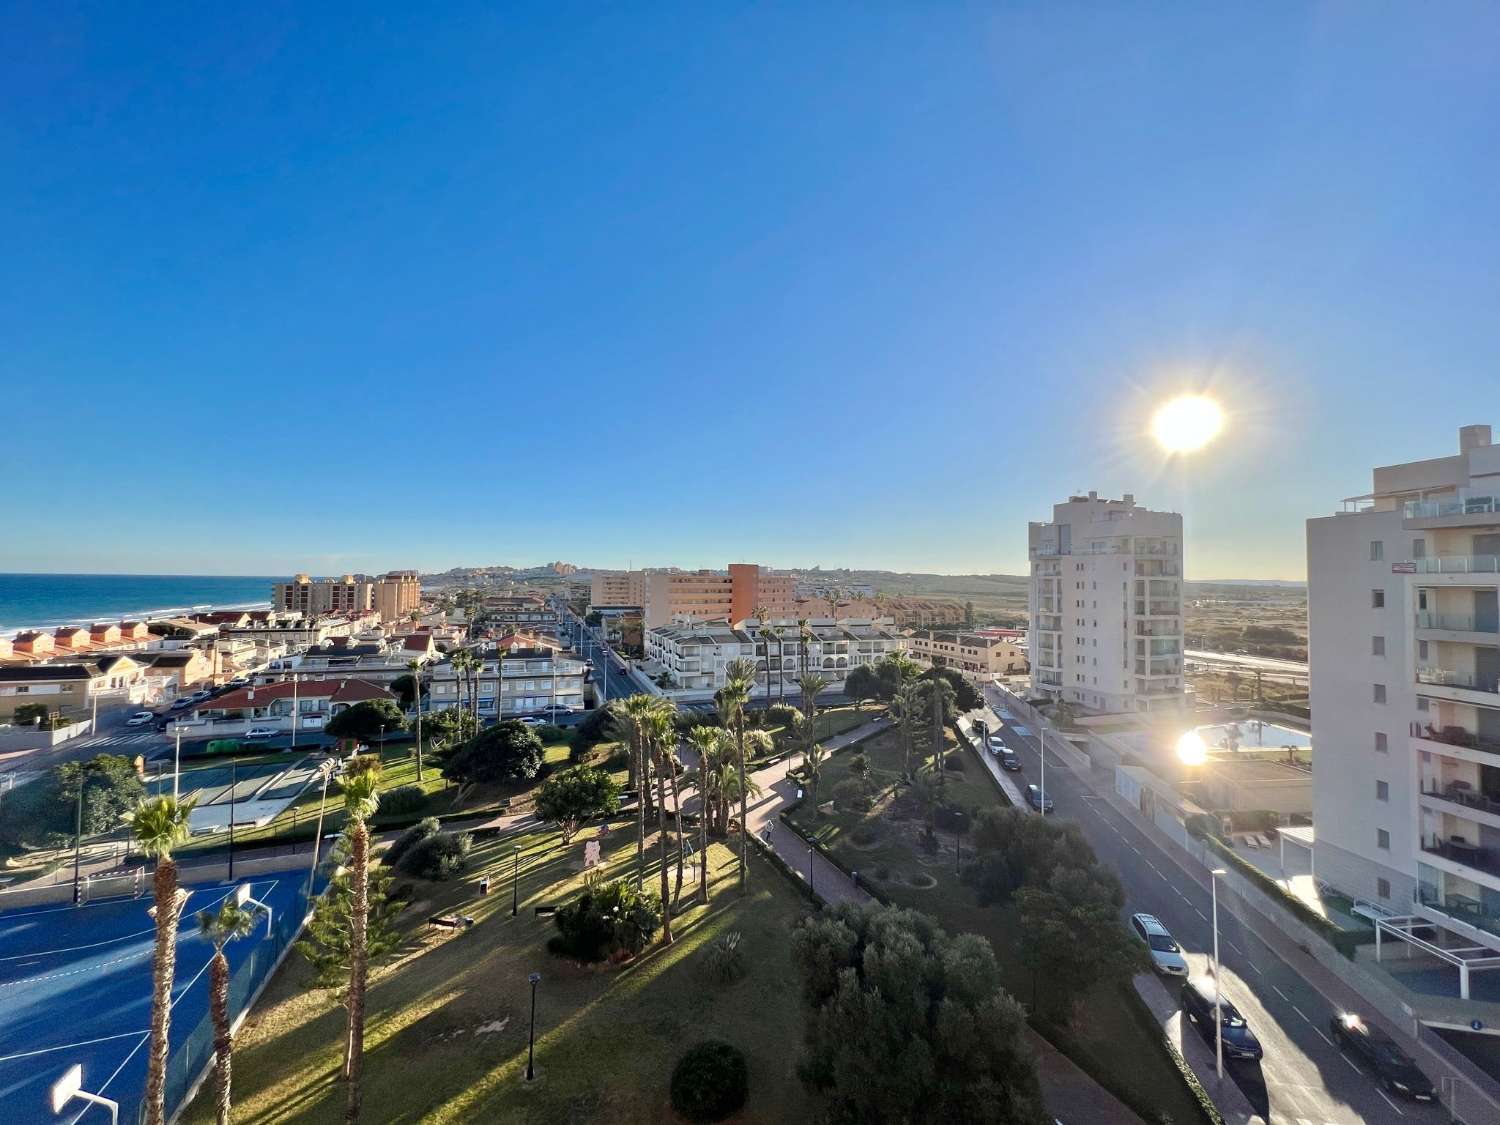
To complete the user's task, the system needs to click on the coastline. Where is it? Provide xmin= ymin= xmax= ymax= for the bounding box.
xmin=1 ymin=600 xmax=274 ymax=641
xmin=0 ymin=574 xmax=282 ymax=641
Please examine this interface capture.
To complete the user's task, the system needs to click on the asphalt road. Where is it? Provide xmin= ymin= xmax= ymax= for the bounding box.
xmin=563 ymin=614 xmax=642 ymax=703
xmin=1186 ymin=649 xmax=1310 ymax=676
xmin=981 ymin=685 xmax=1447 ymax=1125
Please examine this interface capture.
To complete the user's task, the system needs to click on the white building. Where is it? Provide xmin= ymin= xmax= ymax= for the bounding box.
xmin=646 ymin=617 xmax=906 ymax=694
xmin=1309 ymin=424 xmax=1500 ymax=973
xmin=905 ymin=630 xmax=1028 ymax=680
xmin=426 ymin=645 xmax=588 ymax=718
xmin=1028 ymin=491 xmax=1185 ymax=714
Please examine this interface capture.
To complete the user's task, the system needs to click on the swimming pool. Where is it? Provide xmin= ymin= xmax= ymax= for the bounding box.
xmin=1195 ymin=720 xmax=1310 ymax=751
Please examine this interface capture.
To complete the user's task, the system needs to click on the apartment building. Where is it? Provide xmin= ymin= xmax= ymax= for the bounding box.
xmin=646 ymin=617 xmax=906 ymax=694
xmin=1309 ymin=425 xmax=1500 ymax=974
xmin=590 ymin=570 xmax=647 ymax=609
xmin=426 ymin=646 xmax=587 ymax=717
xmin=592 ymin=563 xmax=797 ymax=627
xmin=905 ymin=630 xmax=1028 ymax=679
xmin=274 ymin=571 xmax=421 ymax=619
xmin=1028 ymin=491 xmax=1185 ymax=714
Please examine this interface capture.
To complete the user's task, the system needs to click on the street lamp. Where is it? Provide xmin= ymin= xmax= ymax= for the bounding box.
xmin=525 ymin=971 xmax=542 ymax=1081
xmin=1210 ymin=867 xmax=1226 ymax=1080
xmin=306 ymin=758 xmax=337 ymax=899
xmin=511 ymin=846 xmax=521 ymax=917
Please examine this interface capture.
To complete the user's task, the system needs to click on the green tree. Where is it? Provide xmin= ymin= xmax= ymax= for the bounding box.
xmin=535 ymin=766 xmax=620 ymax=844
xmin=889 ymin=683 xmax=924 ymax=781
xmin=873 ymin=651 xmax=919 ymax=700
xmin=1 ymin=754 xmax=144 ymax=850
xmin=442 ymin=721 xmax=545 ymax=785
xmin=127 ymin=795 xmax=195 ymax=1125
xmin=296 ymin=837 xmax=406 ymax=989
xmin=406 ymin=659 xmax=426 ymax=782
xmin=797 ymin=673 xmax=831 ymax=754
xmin=803 ymin=742 xmax=828 ymax=804
xmin=791 ymin=902 xmax=1045 ymax=1124
xmin=716 ymin=660 xmax=759 ymax=894
xmin=422 ymin=706 xmax=476 ymax=752
xmin=961 ymin=806 xmax=1095 ymax=906
xmin=843 ymin=664 xmax=880 ymax=713
xmin=684 ymin=725 xmax=727 ymax=905
xmin=921 ymin=664 xmax=982 ymax=713
xmin=1017 ymin=863 xmax=1146 ymax=1020
xmin=340 ymin=755 xmax=381 ymax=1123
xmin=643 ymin=698 xmax=682 ymax=929
xmin=613 ymin=695 xmax=671 ymax=890
xmin=390 ymin=673 xmax=418 ymax=711
xmin=197 ymin=899 xmax=256 ymax=1125
xmin=324 ymin=699 xmax=407 ymax=747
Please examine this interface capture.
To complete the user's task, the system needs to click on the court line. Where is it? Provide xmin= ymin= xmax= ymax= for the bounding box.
xmin=0 ymin=925 xmax=156 ymax=962
xmin=0 ymin=1029 xmax=149 ymax=1063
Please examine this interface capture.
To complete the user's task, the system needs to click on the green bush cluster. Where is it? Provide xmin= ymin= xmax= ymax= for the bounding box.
xmin=549 ymin=879 xmax=661 ymax=961
xmin=379 ymin=784 xmax=427 ymax=816
xmin=669 ymin=1040 xmax=749 ymax=1123
xmin=700 ymin=931 xmax=745 ymax=984
xmin=385 ymin=817 xmax=440 ymax=867
xmin=396 ymin=830 xmax=473 ymax=880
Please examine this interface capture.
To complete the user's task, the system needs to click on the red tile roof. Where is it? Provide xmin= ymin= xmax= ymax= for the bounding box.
xmin=199 ymin=678 xmax=393 ymax=711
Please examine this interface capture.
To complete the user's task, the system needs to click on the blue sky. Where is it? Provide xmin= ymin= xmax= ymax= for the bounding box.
xmin=3 ymin=3 xmax=1497 ymax=580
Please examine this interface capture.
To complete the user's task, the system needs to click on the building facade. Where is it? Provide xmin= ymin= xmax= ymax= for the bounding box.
xmin=590 ymin=570 xmax=647 ymax=609
xmin=426 ymin=646 xmax=588 ymax=718
xmin=1028 ymin=491 xmax=1185 ymax=714
xmin=1309 ymin=424 xmax=1500 ymax=953
xmin=274 ymin=571 xmax=421 ymax=619
xmin=646 ymin=617 xmax=906 ymax=694
xmin=905 ymin=630 xmax=1028 ymax=679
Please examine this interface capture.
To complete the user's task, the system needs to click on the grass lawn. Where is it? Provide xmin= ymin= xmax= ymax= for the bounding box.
xmin=192 ymin=822 xmax=815 ymax=1124
xmin=786 ymin=727 xmax=1206 ymax=1125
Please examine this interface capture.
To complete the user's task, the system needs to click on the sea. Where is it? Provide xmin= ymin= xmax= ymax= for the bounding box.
xmin=0 ymin=573 xmax=284 ymax=638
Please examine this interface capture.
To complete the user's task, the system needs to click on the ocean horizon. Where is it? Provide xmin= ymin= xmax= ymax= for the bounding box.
xmin=0 ymin=573 xmax=285 ymax=638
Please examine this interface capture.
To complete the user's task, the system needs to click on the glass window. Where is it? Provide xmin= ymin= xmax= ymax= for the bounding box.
xmin=1377 ymin=829 xmax=1390 ymax=850
xmin=1373 ymin=684 xmax=1386 ymax=704
xmin=1372 ymin=636 xmax=1385 ymax=656
xmin=1371 ymin=589 xmax=1385 ymax=608
xmin=1377 ymin=878 xmax=1391 ymax=899
xmin=1375 ymin=731 xmax=1388 ymax=752
xmin=1376 ymin=780 xmax=1389 ymax=801
xmin=1370 ymin=541 xmax=1384 ymax=561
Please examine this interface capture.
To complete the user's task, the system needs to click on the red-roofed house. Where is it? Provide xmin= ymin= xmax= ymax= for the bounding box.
xmin=401 ymin=632 xmax=437 ymax=660
xmin=187 ymin=677 xmax=395 ymax=736
xmin=90 ymin=623 xmax=122 ymax=645
xmin=54 ymin=626 xmax=90 ymax=650
xmin=119 ymin=621 xmax=151 ymax=641
xmin=13 ymin=631 xmax=54 ymax=657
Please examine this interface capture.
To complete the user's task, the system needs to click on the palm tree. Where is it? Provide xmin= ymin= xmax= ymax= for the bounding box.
xmin=614 ymin=695 xmax=665 ymax=891
xmin=340 ymin=755 xmax=382 ymax=1124
xmin=717 ymin=659 xmax=758 ymax=893
xmin=797 ymin=618 xmax=813 ymax=681
xmin=797 ymin=673 xmax=831 ymax=755
xmin=891 ymin=682 xmax=923 ymax=779
xmin=407 ymin=658 xmax=425 ymax=782
xmin=685 ymin=725 xmax=726 ymax=905
xmin=197 ymin=898 xmax=256 ymax=1125
xmin=773 ymin=624 xmax=787 ymax=704
xmin=128 ymin=794 xmax=195 ymax=1125
xmin=804 ymin=741 xmax=828 ymax=804
xmin=751 ymin=606 xmax=771 ymax=703
xmin=640 ymin=698 xmax=679 ymax=941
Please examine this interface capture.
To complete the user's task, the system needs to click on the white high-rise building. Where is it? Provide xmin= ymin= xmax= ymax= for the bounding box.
xmin=1309 ymin=424 xmax=1500 ymax=973
xmin=1028 ymin=491 xmax=1185 ymax=714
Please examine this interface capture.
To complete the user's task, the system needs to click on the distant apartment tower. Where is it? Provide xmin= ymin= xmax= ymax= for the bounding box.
xmin=590 ymin=570 xmax=647 ymax=609
xmin=274 ymin=571 xmax=421 ymax=619
xmin=1308 ymin=424 xmax=1500 ymax=959
xmin=1028 ymin=491 xmax=1185 ymax=714
xmin=592 ymin=564 xmax=795 ymax=626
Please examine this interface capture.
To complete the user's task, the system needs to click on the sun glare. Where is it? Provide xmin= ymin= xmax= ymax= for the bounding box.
xmin=1176 ymin=730 xmax=1207 ymax=766
xmin=1151 ymin=394 xmax=1223 ymax=454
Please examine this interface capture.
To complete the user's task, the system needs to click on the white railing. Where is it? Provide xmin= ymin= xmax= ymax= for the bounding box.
xmin=1404 ymin=494 xmax=1500 ymax=519
xmin=1417 ymin=667 xmax=1500 ymax=695
xmin=1414 ymin=555 xmax=1500 ymax=574
xmin=1416 ymin=612 xmax=1498 ymax=633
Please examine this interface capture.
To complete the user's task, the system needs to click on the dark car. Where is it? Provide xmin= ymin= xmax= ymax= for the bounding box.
xmin=1329 ymin=1013 xmax=1436 ymax=1101
xmin=999 ymin=747 xmax=1023 ymax=772
xmin=1025 ymin=784 xmax=1054 ymax=813
xmin=1180 ymin=977 xmax=1263 ymax=1061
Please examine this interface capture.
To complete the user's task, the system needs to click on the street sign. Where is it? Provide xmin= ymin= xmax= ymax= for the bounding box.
xmin=1391 ymin=562 xmax=1417 ymax=574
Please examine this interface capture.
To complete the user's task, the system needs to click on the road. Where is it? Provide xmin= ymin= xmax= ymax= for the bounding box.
xmin=0 ymin=705 xmax=168 ymax=787
xmin=1186 ymin=649 xmax=1310 ymax=677
xmin=981 ymin=684 xmax=1447 ymax=1125
xmin=562 ymin=612 xmax=642 ymax=703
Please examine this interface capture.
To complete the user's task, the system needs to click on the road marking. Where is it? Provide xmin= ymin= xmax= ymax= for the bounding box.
xmin=1246 ymin=962 xmax=1261 ymax=975
xmin=1292 ymin=1004 xmax=1311 ymax=1023
xmin=1377 ymin=1088 xmax=1404 ymax=1115
xmin=1273 ymin=985 xmax=1291 ymax=1002
xmin=1227 ymin=940 xmax=1245 ymax=956
xmin=1313 ymin=1027 xmax=1335 ymax=1048
xmin=1174 ymin=888 xmax=1191 ymax=902
xmin=1340 ymin=1053 xmax=1361 ymax=1074
xmin=1194 ymin=908 xmax=1207 ymax=921
xmin=1129 ymin=844 xmax=1141 ymax=854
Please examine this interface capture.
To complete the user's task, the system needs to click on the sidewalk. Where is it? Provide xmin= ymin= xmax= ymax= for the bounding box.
xmin=1134 ymin=974 xmax=1263 ymax=1125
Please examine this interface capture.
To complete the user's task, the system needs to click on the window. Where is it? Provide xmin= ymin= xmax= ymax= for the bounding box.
xmin=1413 ymin=539 xmax=1426 ymax=560
xmin=1418 ymin=640 xmax=1429 ymax=661
xmin=1377 ymin=878 xmax=1391 ymax=900
xmin=1417 ymin=697 xmax=1430 ymax=712
xmin=1375 ymin=731 xmax=1388 ymax=753
xmin=1371 ymin=589 xmax=1385 ymax=608
xmin=1372 ymin=636 xmax=1385 ymax=656
xmin=1376 ymin=780 xmax=1389 ymax=801
xmin=1373 ymin=684 xmax=1386 ymax=704
xmin=1370 ymin=541 xmax=1384 ymax=561
xmin=1377 ymin=829 xmax=1390 ymax=850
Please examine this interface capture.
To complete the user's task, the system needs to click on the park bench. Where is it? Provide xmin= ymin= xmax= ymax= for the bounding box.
xmin=534 ymin=904 xmax=558 ymax=918
xmin=428 ymin=913 xmax=475 ymax=931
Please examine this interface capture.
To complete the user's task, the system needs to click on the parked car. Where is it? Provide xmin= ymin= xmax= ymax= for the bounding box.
xmin=1329 ymin=1013 xmax=1436 ymax=1101
xmin=244 ymin=727 xmax=278 ymax=740
xmin=188 ymin=690 xmax=213 ymax=702
xmin=125 ymin=711 xmax=156 ymax=727
xmin=169 ymin=697 xmax=195 ymax=711
xmin=1025 ymin=784 xmax=1054 ymax=813
xmin=226 ymin=677 xmax=250 ymax=688
xmin=986 ymin=735 xmax=1006 ymax=754
xmin=1180 ymin=977 xmax=1263 ymax=1060
xmin=517 ymin=716 xmax=546 ymax=727
xmin=999 ymin=747 xmax=1023 ymax=772
xmin=1130 ymin=913 xmax=1189 ymax=976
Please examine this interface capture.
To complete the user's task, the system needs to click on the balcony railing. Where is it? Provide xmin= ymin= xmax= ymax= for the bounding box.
xmin=1135 ymin=622 xmax=1181 ymax=638
xmin=1411 ymin=721 xmax=1500 ymax=756
xmin=1422 ymin=837 xmax=1500 ymax=879
xmin=1413 ymin=555 xmax=1500 ymax=574
xmin=1135 ymin=561 xmax=1182 ymax=577
xmin=1133 ymin=602 xmax=1181 ymax=616
xmin=1404 ymin=495 xmax=1500 ymax=520
xmin=1416 ymin=612 xmax=1499 ymax=633
xmin=1417 ymin=667 xmax=1500 ymax=695
xmin=1423 ymin=783 xmax=1500 ymax=818
xmin=1416 ymin=888 xmax=1500 ymax=939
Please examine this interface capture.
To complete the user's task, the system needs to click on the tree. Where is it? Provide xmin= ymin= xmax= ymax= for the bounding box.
xmin=535 ymin=766 xmax=620 ymax=844
xmin=197 ymin=899 xmax=256 ymax=1125
xmin=803 ymin=742 xmax=828 ymax=804
xmin=1017 ymin=863 xmax=1146 ymax=1020
xmin=643 ymin=699 xmax=681 ymax=932
xmin=961 ymin=807 xmax=1094 ymax=907
xmin=1 ymin=753 xmax=144 ymax=850
xmin=791 ymin=902 xmax=1045 ymax=1124
xmin=921 ymin=664 xmax=982 ymax=713
xmin=128 ymin=795 xmax=195 ymax=1125
xmin=843 ymin=664 xmax=879 ymax=713
xmin=873 ymin=651 xmax=919 ymax=701
xmin=684 ymin=725 xmax=727 ymax=905
xmin=716 ymin=659 xmax=759 ymax=894
xmin=422 ymin=706 xmax=476 ymax=751
xmin=390 ymin=673 xmax=418 ymax=711
xmin=407 ymin=659 xmax=426 ymax=782
xmin=797 ymin=673 xmax=831 ymax=755
xmin=297 ymin=836 xmax=406 ymax=990
xmin=889 ymin=683 xmax=924 ymax=781
xmin=613 ymin=695 xmax=671 ymax=890
xmin=442 ymin=721 xmax=545 ymax=785
xmin=324 ymin=699 xmax=407 ymax=747
xmin=340 ymin=755 xmax=381 ymax=1124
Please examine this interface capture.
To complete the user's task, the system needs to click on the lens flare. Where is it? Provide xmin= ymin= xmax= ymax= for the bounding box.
xmin=1152 ymin=395 xmax=1223 ymax=454
xmin=1176 ymin=730 xmax=1207 ymax=766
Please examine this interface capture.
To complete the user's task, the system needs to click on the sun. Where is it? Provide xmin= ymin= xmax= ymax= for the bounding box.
xmin=1151 ymin=394 xmax=1224 ymax=454
xmin=1176 ymin=730 xmax=1207 ymax=766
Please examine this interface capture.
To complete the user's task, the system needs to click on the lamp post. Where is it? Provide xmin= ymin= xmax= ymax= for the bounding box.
xmin=72 ymin=782 xmax=84 ymax=905
xmin=173 ymin=725 xmax=182 ymax=802
xmin=808 ymin=844 xmax=814 ymax=897
xmin=511 ymin=846 xmax=520 ymax=917
xmin=1211 ymin=867 xmax=1226 ymax=1080
xmin=289 ymin=673 xmax=299 ymax=751
xmin=228 ymin=759 xmax=236 ymax=881
xmin=525 ymin=971 xmax=542 ymax=1081
xmin=306 ymin=759 xmax=336 ymax=899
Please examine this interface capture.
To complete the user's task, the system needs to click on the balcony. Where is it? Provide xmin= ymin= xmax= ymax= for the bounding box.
xmin=1404 ymin=495 xmax=1500 ymax=520
xmin=1418 ymin=667 xmax=1500 ymax=698
xmin=1416 ymin=612 xmax=1499 ymax=634
xmin=1413 ymin=555 xmax=1500 ymax=575
xmin=1423 ymin=837 xmax=1500 ymax=880
xmin=1136 ymin=659 xmax=1183 ymax=677
xmin=1035 ymin=614 xmax=1062 ymax=632
xmin=1135 ymin=622 xmax=1181 ymax=638
xmin=1135 ymin=561 xmax=1182 ymax=577
xmin=1133 ymin=602 xmax=1180 ymax=617
xmin=1415 ymin=888 xmax=1500 ymax=943
xmin=1422 ymin=782 xmax=1500 ymax=827
xmin=1412 ymin=721 xmax=1500 ymax=757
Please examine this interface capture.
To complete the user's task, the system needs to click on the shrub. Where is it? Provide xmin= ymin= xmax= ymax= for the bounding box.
xmin=536 ymin=723 xmax=566 ymax=743
xmin=385 ymin=817 xmax=440 ymax=867
xmin=379 ymin=784 xmax=427 ymax=817
xmin=603 ymin=745 xmax=632 ymax=771
xmin=849 ymin=823 xmax=880 ymax=847
xmin=832 ymin=777 xmax=873 ymax=812
xmin=764 ymin=703 xmax=801 ymax=728
xmin=670 ymin=1040 xmax=749 ymax=1124
xmin=701 ymin=931 xmax=745 ymax=984
xmin=396 ymin=830 xmax=473 ymax=880
xmin=847 ymin=751 xmax=870 ymax=779
xmin=549 ymin=878 xmax=661 ymax=961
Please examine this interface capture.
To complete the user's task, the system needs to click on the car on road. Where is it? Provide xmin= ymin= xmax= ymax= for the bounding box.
xmin=1129 ymin=913 xmax=1188 ymax=976
xmin=244 ymin=727 xmax=278 ymax=740
xmin=1025 ymin=784 xmax=1054 ymax=813
xmin=169 ymin=697 xmax=196 ymax=711
xmin=125 ymin=711 xmax=156 ymax=727
xmin=1180 ymin=977 xmax=1263 ymax=1061
xmin=998 ymin=746 xmax=1022 ymax=771
xmin=226 ymin=677 xmax=250 ymax=688
xmin=188 ymin=690 xmax=213 ymax=702
xmin=1328 ymin=1013 xmax=1436 ymax=1101
xmin=517 ymin=716 xmax=546 ymax=727
xmin=986 ymin=735 xmax=1006 ymax=754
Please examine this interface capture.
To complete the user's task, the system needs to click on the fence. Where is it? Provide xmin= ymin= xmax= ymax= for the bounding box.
xmin=147 ymin=849 xmax=339 ymax=1125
